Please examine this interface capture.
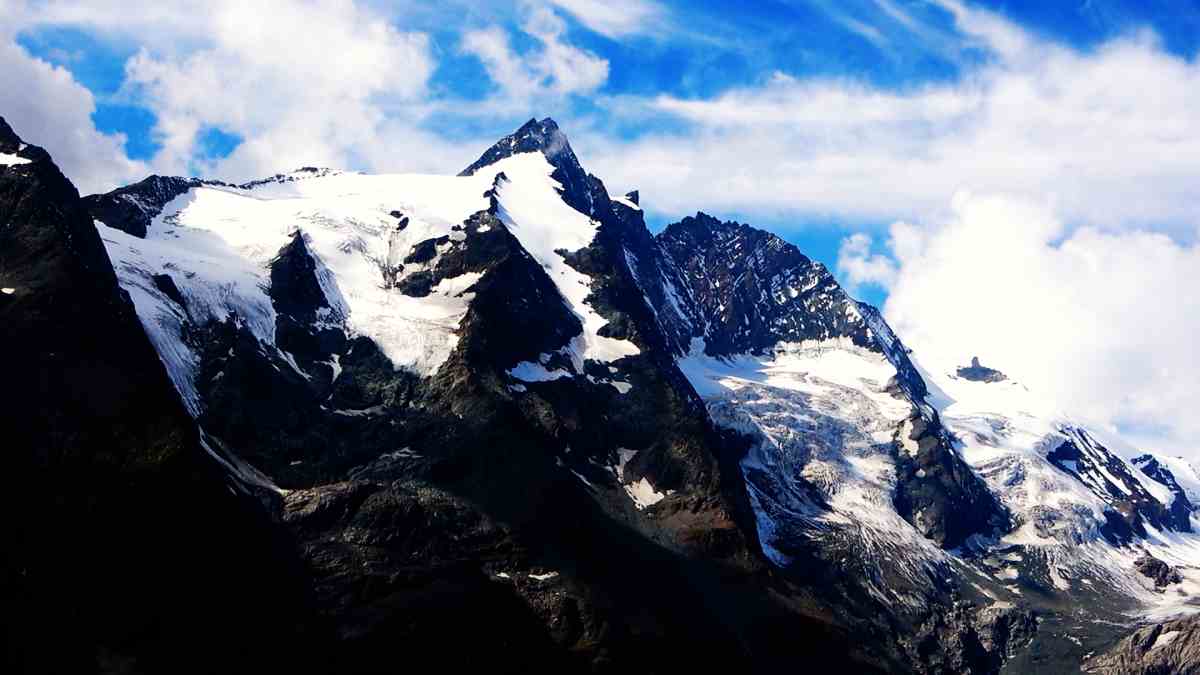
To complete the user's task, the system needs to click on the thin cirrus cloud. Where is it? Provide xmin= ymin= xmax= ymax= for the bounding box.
xmin=546 ymin=0 xmax=666 ymax=38
xmin=582 ymin=4 xmax=1200 ymax=232
xmin=461 ymin=4 xmax=609 ymax=105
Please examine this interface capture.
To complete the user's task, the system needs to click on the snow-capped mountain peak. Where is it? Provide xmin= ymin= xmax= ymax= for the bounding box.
xmin=460 ymin=117 xmax=601 ymax=217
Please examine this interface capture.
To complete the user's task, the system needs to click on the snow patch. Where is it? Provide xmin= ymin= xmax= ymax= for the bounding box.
xmin=509 ymin=360 xmax=573 ymax=382
xmin=612 ymin=195 xmax=641 ymax=211
xmin=624 ymin=477 xmax=668 ymax=510
xmin=680 ymin=337 xmax=948 ymax=587
xmin=608 ymin=380 xmax=632 ymax=394
xmin=616 ymin=448 xmax=638 ymax=481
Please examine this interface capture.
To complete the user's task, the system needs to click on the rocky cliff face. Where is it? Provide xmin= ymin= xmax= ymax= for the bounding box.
xmin=1086 ymin=614 xmax=1200 ymax=675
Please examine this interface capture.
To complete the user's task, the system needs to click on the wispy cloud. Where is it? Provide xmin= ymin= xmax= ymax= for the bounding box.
xmin=546 ymin=0 xmax=666 ymax=38
xmin=583 ymin=15 xmax=1200 ymax=232
xmin=459 ymin=3 xmax=609 ymax=118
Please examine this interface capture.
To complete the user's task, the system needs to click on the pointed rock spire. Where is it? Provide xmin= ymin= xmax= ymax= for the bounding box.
xmin=460 ymin=117 xmax=601 ymax=216
xmin=0 ymin=116 xmax=21 ymax=151
xmin=460 ymin=118 xmax=577 ymax=175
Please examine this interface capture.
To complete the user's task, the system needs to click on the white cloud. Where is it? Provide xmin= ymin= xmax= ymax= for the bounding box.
xmin=0 ymin=38 xmax=146 ymax=193
xmin=116 ymin=0 xmax=437 ymax=182
xmin=545 ymin=0 xmax=664 ymax=38
xmin=877 ymin=192 xmax=1200 ymax=458
xmin=462 ymin=4 xmax=608 ymax=105
xmin=837 ymin=232 xmax=897 ymax=291
xmin=461 ymin=27 xmax=540 ymax=101
xmin=582 ymin=11 xmax=1200 ymax=233
xmin=4 ymin=0 xmax=617 ymax=186
xmin=6 ymin=0 xmax=487 ymax=185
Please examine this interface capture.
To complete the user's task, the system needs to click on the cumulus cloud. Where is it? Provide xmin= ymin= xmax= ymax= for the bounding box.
xmin=7 ymin=0 xmax=491 ymax=184
xmin=875 ymin=192 xmax=1200 ymax=458
xmin=583 ymin=7 xmax=1200 ymax=232
xmin=119 ymin=0 xmax=438 ymax=181
xmin=462 ymin=4 xmax=608 ymax=105
xmin=0 ymin=13 xmax=145 ymax=193
xmin=4 ymin=0 xmax=620 ymax=187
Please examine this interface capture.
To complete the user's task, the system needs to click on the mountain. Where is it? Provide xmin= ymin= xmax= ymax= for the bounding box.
xmin=4 ymin=114 xmax=1199 ymax=673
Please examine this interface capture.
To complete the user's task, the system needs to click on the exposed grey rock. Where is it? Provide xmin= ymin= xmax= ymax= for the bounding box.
xmin=1135 ymin=553 xmax=1183 ymax=589
xmin=1085 ymin=614 xmax=1200 ymax=675
xmin=82 ymin=174 xmax=205 ymax=237
xmin=1048 ymin=428 xmax=1185 ymax=543
xmin=904 ymin=603 xmax=1038 ymax=674
xmin=956 ymin=356 xmax=1008 ymax=383
xmin=1133 ymin=453 xmax=1197 ymax=532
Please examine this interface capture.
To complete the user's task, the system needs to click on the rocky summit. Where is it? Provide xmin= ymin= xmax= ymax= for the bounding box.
xmin=3 ymin=115 xmax=1200 ymax=674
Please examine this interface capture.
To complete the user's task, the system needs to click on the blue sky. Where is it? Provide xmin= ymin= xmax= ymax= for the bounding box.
xmin=3 ymin=0 xmax=1200 ymax=455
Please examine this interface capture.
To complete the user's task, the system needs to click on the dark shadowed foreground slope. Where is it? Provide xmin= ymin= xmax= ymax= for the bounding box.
xmin=0 ymin=119 xmax=313 ymax=672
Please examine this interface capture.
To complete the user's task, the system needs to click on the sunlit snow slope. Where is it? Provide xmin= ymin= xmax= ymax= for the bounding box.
xmin=98 ymin=153 xmax=637 ymax=416
xmin=926 ymin=362 xmax=1200 ymax=618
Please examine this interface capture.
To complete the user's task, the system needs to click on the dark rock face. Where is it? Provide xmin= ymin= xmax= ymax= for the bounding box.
xmin=270 ymin=231 xmax=335 ymax=323
xmin=1133 ymin=454 xmax=1196 ymax=533
xmin=82 ymin=174 xmax=205 ymax=237
xmin=1048 ymin=428 xmax=1183 ymax=543
xmin=906 ymin=604 xmax=1038 ymax=675
xmin=656 ymin=212 xmax=871 ymax=356
xmin=1085 ymin=614 xmax=1200 ymax=675
xmin=957 ymin=356 xmax=1008 ymax=383
xmin=890 ymin=411 xmax=1011 ymax=549
xmin=1135 ymin=553 xmax=1183 ymax=588
xmin=0 ymin=117 xmax=312 ymax=674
